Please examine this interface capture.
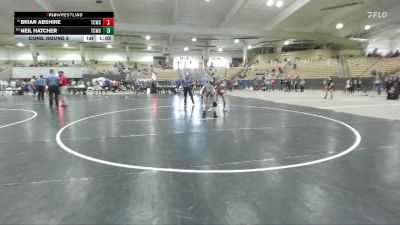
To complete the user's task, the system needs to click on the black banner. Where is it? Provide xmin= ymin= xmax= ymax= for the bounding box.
xmin=14 ymin=26 xmax=107 ymax=35
xmin=14 ymin=18 xmax=105 ymax=26
xmin=14 ymin=12 xmax=114 ymax=18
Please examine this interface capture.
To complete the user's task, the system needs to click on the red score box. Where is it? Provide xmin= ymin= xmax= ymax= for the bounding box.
xmin=102 ymin=18 xmax=114 ymax=26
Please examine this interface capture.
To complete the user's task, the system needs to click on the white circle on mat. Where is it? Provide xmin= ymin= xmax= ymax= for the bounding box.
xmin=124 ymin=96 xmax=178 ymax=101
xmin=0 ymin=108 xmax=38 ymax=129
xmin=56 ymin=105 xmax=361 ymax=174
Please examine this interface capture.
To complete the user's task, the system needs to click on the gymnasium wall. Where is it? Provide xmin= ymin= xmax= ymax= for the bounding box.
xmin=82 ymin=74 xmax=126 ymax=83
xmin=366 ymin=39 xmax=400 ymax=55
xmin=0 ymin=48 xmax=160 ymax=64
xmin=173 ymin=52 xmax=242 ymax=69
xmin=0 ymin=67 xmax=12 ymax=80
xmin=12 ymin=67 xmax=88 ymax=79
xmin=0 ymin=48 xmax=242 ymax=68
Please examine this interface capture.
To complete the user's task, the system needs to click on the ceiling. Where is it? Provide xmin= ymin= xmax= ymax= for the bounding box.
xmin=0 ymin=0 xmax=399 ymax=53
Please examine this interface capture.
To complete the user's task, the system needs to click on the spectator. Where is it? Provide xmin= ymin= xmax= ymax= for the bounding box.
xmin=271 ymin=79 xmax=276 ymax=91
xmin=10 ymin=80 xmax=16 ymax=89
xmin=351 ymin=78 xmax=357 ymax=94
xmin=285 ymin=78 xmax=292 ymax=92
xmin=58 ymin=71 xmax=68 ymax=107
xmin=30 ymin=76 xmax=37 ymax=98
xmin=299 ymin=78 xmax=305 ymax=92
xmin=323 ymin=77 xmax=334 ymax=99
xmin=374 ymin=74 xmax=383 ymax=95
xmin=357 ymin=78 xmax=362 ymax=92
xmin=345 ymin=79 xmax=351 ymax=94
xmin=387 ymin=76 xmax=399 ymax=100
xmin=102 ymin=79 xmax=110 ymax=95
xmin=0 ymin=80 xmax=6 ymax=95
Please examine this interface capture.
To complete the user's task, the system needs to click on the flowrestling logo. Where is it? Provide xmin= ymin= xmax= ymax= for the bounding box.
xmin=367 ymin=11 xmax=388 ymax=19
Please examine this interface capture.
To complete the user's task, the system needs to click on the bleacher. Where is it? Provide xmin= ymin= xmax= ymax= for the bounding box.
xmin=212 ymin=67 xmax=228 ymax=79
xmin=0 ymin=64 xmax=12 ymax=80
xmin=135 ymin=69 xmax=179 ymax=81
xmin=347 ymin=57 xmax=379 ymax=77
xmin=246 ymin=63 xmax=284 ymax=79
xmin=206 ymin=67 xmax=242 ymax=79
xmin=0 ymin=64 xmax=10 ymax=72
xmin=287 ymin=59 xmax=338 ymax=78
xmin=226 ymin=67 xmax=242 ymax=77
xmin=153 ymin=69 xmax=180 ymax=80
xmin=373 ymin=57 xmax=400 ymax=74
xmin=348 ymin=57 xmax=400 ymax=77
xmin=88 ymin=64 xmax=112 ymax=74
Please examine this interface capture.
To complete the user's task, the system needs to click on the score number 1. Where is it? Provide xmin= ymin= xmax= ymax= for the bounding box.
xmin=103 ymin=18 xmax=114 ymax=26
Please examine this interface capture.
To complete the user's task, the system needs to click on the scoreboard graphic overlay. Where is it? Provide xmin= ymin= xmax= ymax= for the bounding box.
xmin=14 ymin=12 xmax=114 ymax=43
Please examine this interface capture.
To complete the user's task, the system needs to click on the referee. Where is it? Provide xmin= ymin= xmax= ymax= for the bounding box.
xmin=46 ymin=69 xmax=59 ymax=107
xmin=182 ymin=74 xmax=195 ymax=106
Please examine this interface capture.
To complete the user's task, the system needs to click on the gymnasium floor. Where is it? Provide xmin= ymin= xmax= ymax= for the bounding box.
xmin=228 ymin=89 xmax=400 ymax=120
xmin=0 ymin=92 xmax=399 ymax=224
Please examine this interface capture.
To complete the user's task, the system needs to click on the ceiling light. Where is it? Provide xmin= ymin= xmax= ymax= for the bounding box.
xmin=276 ymin=0 xmax=283 ymax=7
xmin=205 ymin=0 xmax=211 ymax=2
xmin=336 ymin=23 xmax=344 ymax=30
xmin=364 ymin=25 xmax=371 ymax=30
xmin=218 ymin=47 xmax=223 ymax=52
xmin=106 ymin=44 xmax=112 ymax=48
xmin=266 ymin=0 xmax=274 ymax=7
xmin=191 ymin=37 xmax=197 ymax=42
xmin=284 ymin=40 xmax=290 ymax=45
xmin=234 ymin=39 xmax=239 ymax=44
xmin=145 ymin=35 xmax=151 ymax=40
xmin=349 ymin=37 xmax=369 ymax=42
xmin=63 ymin=43 xmax=69 ymax=48
xmin=184 ymin=46 xmax=189 ymax=51
xmin=247 ymin=45 xmax=252 ymax=49
xmin=17 ymin=42 xmax=24 ymax=47
xmin=147 ymin=45 xmax=152 ymax=50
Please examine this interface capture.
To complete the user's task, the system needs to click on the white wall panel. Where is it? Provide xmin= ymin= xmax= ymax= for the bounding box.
xmin=0 ymin=48 xmax=242 ymax=64
xmin=12 ymin=67 xmax=88 ymax=79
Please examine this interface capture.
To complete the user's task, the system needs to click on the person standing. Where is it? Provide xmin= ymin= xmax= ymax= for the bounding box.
xmin=102 ymin=79 xmax=110 ymax=95
xmin=345 ymin=79 xmax=351 ymax=94
xmin=35 ymin=75 xmax=46 ymax=101
xmin=0 ymin=80 xmax=6 ymax=96
xmin=350 ymin=78 xmax=355 ymax=94
xmin=46 ymin=69 xmax=60 ymax=107
xmin=182 ymin=74 xmax=195 ymax=106
xmin=271 ymin=78 xmax=276 ymax=91
xmin=214 ymin=80 xmax=226 ymax=110
xmin=201 ymin=80 xmax=218 ymax=118
xmin=357 ymin=78 xmax=362 ymax=92
xmin=374 ymin=74 xmax=382 ymax=95
xmin=323 ymin=77 xmax=334 ymax=100
xmin=299 ymin=78 xmax=305 ymax=92
xmin=58 ymin=71 xmax=68 ymax=107
xmin=352 ymin=78 xmax=357 ymax=93
xmin=30 ymin=76 xmax=36 ymax=98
